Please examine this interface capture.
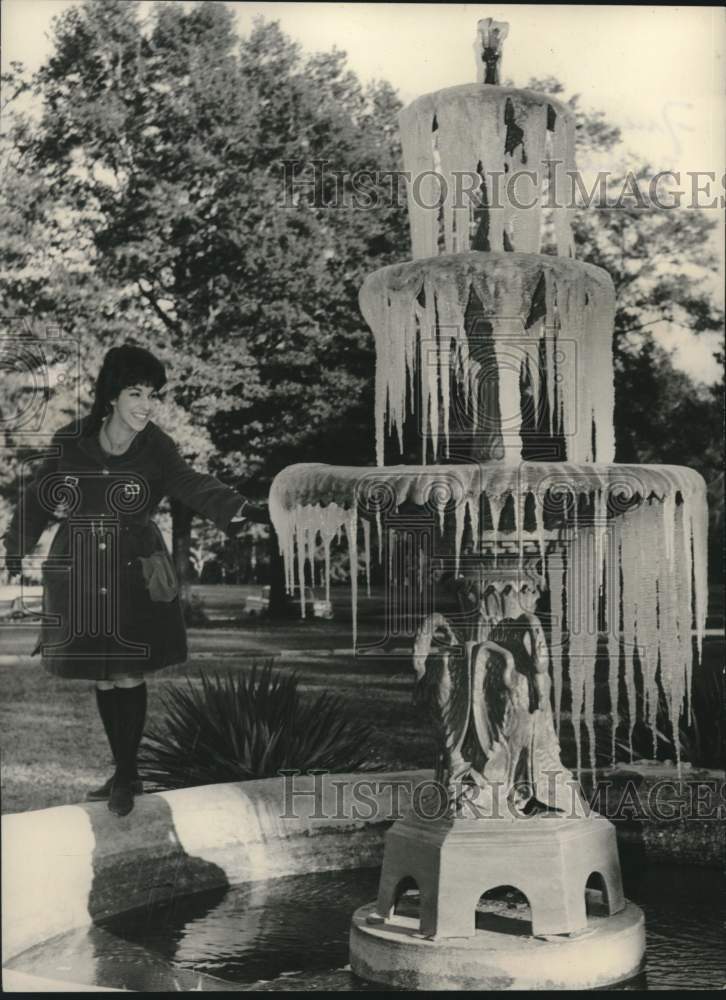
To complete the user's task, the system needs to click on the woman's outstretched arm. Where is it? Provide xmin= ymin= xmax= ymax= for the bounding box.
xmin=158 ymin=429 xmax=269 ymax=529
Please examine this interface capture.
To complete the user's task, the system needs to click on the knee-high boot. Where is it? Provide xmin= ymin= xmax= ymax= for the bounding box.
xmin=87 ymin=688 xmax=142 ymax=801
xmin=108 ymin=683 xmax=148 ymax=817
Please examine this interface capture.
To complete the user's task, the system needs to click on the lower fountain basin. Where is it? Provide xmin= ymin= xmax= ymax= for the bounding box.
xmin=3 ymin=773 xmax=724 ymax=991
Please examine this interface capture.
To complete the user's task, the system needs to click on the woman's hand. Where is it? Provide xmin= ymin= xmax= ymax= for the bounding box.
xmin=228 ymin=499 xmax=271 ymax=530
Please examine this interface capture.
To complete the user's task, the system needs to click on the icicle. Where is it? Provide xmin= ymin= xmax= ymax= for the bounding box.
xmin=638 ymin=502 xmax=661 ymax=755
xmin=583 ymin=644 xmax=597 ymax=773
xmin=672 ymin=499 xmax=691 ymax=767
xmin=440 ymin=327 xmax=451 ymax=459
xmin=522 ymin=339 xmax=539 ymax=431
xmin=544 ymin=271 xmax=556 ymax=435
xmin=435 ymin=487 xmax=446 ymax=536
xmin=534 ymin=494 xmax=547 ymax=578
xmin=424 ymin=278 xmax=440 ymax=461
xmin=662 ymin=492 xmax=676 ymax=564
xmin=323 ymin=532 xmax=331 ymax=605
xmin=454 ymin=497 xmax=467 ymax=579
xmin=552 ymin=109 xmax=571 ymax=258
xmin=492 ymin=336 xmax=522 ymax=463
xmin=296 ymin=520 xmax=307 ymax=619
xmin=466 ymin=495 xmax=479 ymax=556
xmin=568 ymin=530 xmax=586 ymax=775
xmin=399 ymin=96 xmax=438 ymax=259
xmin=347 ymin=509 xmax=359 ymax=649
xmin=488 ymin=493 xmax=501 ymax=567
xmin=595 ymin=484 xmax=608 ymax=598
xmin=655 ymin=501 xmax=679 ymax=762
xmin=690 ymin=490 xmax=709 ymax=665
xmin=470 ymin=359 xmax=480 ymax=430
xmin=363 ymin=518 xmax=372 ymax=598
xmin=371 ymin=295 xmax=388 ymax=468
xmin=620 ymin=512 xmax=638 ymax=760
xmin=682 ymin=500 xmax=693 ymax=726
xmin=569 ymin=525 xmax=598 ymax=774
xmin=607 ymin=519 xmax=622 ymax=762
xmin=563 ymin=111 xmax=577 ymax=258
xmin=522 ymin=99 xmax=547 ymax=251
xmin=479 ymin=97 xmax=507 ymax=252
xmin=304 ymin=524 xmax=315 ymax=580
xmin=548 ymin=553 xmax=565 ymax=733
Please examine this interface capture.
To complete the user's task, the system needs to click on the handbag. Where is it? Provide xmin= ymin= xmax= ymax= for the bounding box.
xmin=138 ymin=550 xmax=179 ymax=602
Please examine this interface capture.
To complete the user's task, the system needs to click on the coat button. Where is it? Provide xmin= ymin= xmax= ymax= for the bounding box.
xmin=98 ymin=542 xmax=107 ymax=551
xmin=99 ymin=587 xmax=108 ymax=595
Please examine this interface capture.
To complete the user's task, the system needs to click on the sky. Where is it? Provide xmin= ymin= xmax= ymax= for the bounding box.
xmin=2 ymin=1 xmax=724 ymax=382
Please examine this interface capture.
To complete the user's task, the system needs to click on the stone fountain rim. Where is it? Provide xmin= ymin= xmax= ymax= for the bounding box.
xmin=0 ymin=770 xmax=431 ymax=991
xmin=400 ymin=82 xmax=575 ymax=117
xmin=360 ymin=249 xmax=616 ymax=288
xmin=271 ymin=461 xmax=707 ymax=510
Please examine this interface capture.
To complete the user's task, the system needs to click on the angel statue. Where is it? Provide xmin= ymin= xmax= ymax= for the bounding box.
xmin=413 ymin=603 xmax=586 ymax=819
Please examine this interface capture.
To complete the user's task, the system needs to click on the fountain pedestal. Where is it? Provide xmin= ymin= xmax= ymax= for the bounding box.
xmin=373 ymin=812 xmax=624 ymax=939
xmin=348 ymin=548 xmax=645 ymax=988
xmin=353 ymin=811 xmax=644 ymax=990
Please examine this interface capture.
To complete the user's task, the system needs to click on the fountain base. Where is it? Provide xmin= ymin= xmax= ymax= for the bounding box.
xmin=377 ymin=813 xmax=626 ymax=936
xmin=350 ymin=899 xmax=645 ymax=991
xmin=350 ymin=813 xmax=646 ymax=990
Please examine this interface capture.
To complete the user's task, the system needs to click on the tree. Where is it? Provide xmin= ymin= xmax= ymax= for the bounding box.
xmin=0 ymin=1 xmax=410 ymax=610
xmin=11 ymin=2 xmax=408 ymax=478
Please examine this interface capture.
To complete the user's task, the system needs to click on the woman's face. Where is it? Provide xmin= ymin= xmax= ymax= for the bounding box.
xmin=110 ymin=383 xmax=160 ymax=433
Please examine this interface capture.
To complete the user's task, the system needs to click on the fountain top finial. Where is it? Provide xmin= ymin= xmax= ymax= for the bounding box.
xmin=476 ymin=17 xmax=509 ymax=85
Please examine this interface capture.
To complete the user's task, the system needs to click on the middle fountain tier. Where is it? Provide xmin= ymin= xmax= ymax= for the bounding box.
xmin=362 ymin=250 xmax=616 ymax=467
xmin=269 ymin=17 xmax=707 ymax=990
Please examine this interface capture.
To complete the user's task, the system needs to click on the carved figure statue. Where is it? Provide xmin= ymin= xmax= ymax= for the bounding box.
xmin=413 ymin=561 xmax=585 ymax=817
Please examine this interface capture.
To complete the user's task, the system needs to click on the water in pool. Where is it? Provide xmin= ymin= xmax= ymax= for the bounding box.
xmin=8 ymin=858 xmax=725 ymax=991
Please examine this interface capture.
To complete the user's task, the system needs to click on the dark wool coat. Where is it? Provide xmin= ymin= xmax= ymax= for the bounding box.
xmin=4 ymin=418 xmax=244 ymax=680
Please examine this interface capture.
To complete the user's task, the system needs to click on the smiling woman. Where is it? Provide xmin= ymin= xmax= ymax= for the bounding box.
xmin=2 ymin=343 xmax=271 ymax=818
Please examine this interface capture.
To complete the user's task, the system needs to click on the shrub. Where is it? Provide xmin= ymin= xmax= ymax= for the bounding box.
xmin=138 ymin=662 xmax=376 ymax=789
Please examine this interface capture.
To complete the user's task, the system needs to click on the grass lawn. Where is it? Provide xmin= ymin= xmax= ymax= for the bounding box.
xmin=2 ymin=580 xmax=722 ymax=815
xmin=0 ymin=640 xmax=432 ymax=815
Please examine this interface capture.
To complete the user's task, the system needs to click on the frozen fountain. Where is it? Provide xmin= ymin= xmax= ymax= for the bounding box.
xmin=270 ymin=17 xmax=709 ymax=992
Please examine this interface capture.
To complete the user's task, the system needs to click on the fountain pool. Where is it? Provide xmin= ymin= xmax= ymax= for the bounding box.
xmin=6 ymin=851 xmax=724 ymax=991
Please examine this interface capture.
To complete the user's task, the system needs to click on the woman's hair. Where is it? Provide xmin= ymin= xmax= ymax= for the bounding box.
xmin=85 ymin=344 xmax=167 ymax=434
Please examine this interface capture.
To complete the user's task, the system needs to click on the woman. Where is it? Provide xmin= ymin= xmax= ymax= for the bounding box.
xmin=3 ymin=344 xmax=269 ymax=817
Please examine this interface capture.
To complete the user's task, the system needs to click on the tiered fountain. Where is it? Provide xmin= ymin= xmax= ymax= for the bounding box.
xmin=270 ymin=18 xmax=708 ymax=991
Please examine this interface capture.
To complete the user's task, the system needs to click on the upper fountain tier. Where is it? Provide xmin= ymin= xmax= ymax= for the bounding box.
xmin=364 ymin=20 xmax=610 ymax=466
xmin=400 ymin=82 xmax=576 ymax=259
xmin=360 ymin=251 xmax=615 ymax=466
xmin=400 ymin=19 xmax=576 ymax=260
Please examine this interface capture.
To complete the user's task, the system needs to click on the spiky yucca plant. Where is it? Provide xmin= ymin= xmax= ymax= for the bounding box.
xmin=138 ymin=663 xmax=375 ymax=789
